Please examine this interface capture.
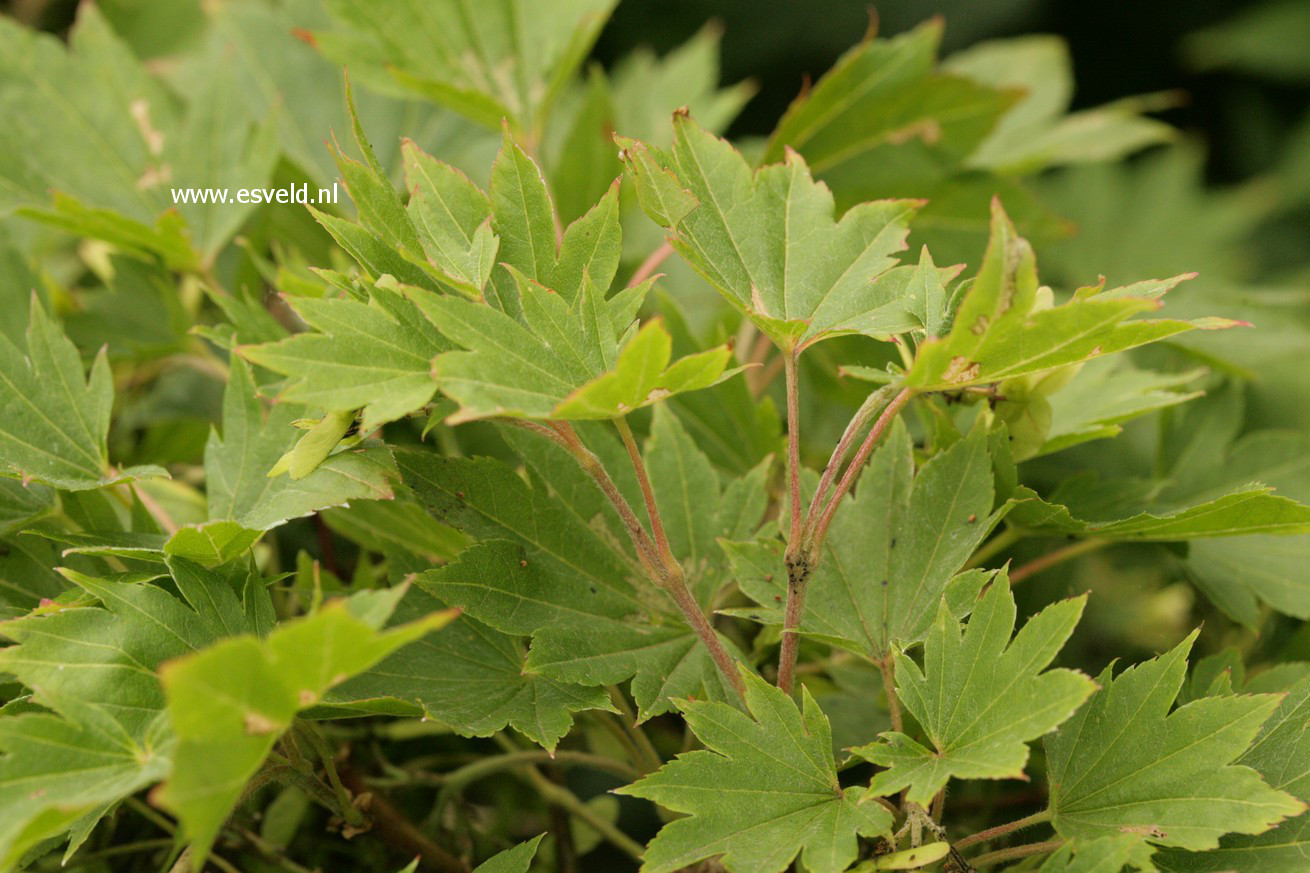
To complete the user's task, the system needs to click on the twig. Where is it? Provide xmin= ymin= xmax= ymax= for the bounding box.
xmin=607 ymin=686 xmax=663 ymax=773
xmin=339 ymin=766 xmax=468 ymax=872
xmin=549 ymin=422 xmax=662 ymax=572
xmin=564 ymin=419 xmax=746 ymax=700
xmin=501 ymin=752 xmax=646 ymax=861
xmin=964 ymin=527 xmax=1023 ymax=570
xmin=970 ymin=839 xmax=1063 ymax=868
xmin=804 ymin=386 xmax=895 ymax=531
xmin=783 ymin=352 xmax=804 ymax=550
xmin=434 ymin=747 xmax=637 ymax=816
xmin=299 ymin=723 xmax=366 ymax=830
xmin=1008 ymin=539 xmax=1109 ymax=584
xmin=777 ymin=351 xmax=806 ymax=694
xmin=60 ymin=838 xmax=173 ymax=868
xmin=878 ymin=655 xmax=903 ymax=734
xmin=167 ymin=846 xmax=242 ymax=873
xmin=955 ymin=808 xmax=1052 ymax=850
xmin=238 ymin=828 xmax=318 ymax=873
xmin=803 ymin=387 xmax=913 ymax=557
xmin=615 ymin=418 xmax=675 ymax=567
xmin=628 ymin=241 xmax=673 ymax=287
xmin=126 ymin=795 xmax=177 ymax=835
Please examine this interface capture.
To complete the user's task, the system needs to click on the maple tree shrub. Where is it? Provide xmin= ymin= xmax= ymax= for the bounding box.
xmin=1 ymin=3 xmax=1309 ymax=873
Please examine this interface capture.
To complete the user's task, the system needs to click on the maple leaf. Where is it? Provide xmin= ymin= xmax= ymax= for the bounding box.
xmin=617 ymin=670 xmax=892 ymax=873
xmin=1046 ymin=632 xmax=1306 ymax=851
xmin=156 ymin=586 xmax=455 ymax=866
xmin=906 ymin=200 xmax=1237 ymax=392
xmin=0 ymin=300 xmax=162 ymax=490
xmin=619 ymin=114 xmax=924 ymax=351
xmin=726 ymin=423 xmax=999 ymax=660
xmin=0 ymin=562 xmax=268 ymax=866
xmin=325 ymin=585 xmax=613 ymax=751
xmin=855 ymin=578 xmax=1096 ymax=805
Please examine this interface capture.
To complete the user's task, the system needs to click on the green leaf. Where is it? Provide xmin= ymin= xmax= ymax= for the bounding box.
xmin=1160 ymin=399 xmax=1310 ymax=623
xmin=0 ymin=7 xmax=173 ymax=225
xmin=609 ymin=24 xmax=755 ymax=146
xmin=157 ymin=587 xmax=456 ymax=865
xmin=0 ymin=6 xmax=276 ymax=260
xmin=1008 ymin=482 xmax=1310 ymax=541
xmin=205 ymin=360 xmax=396 ymax=532
xmin=855 ymin=578 xmax=1095 ymax=806
xmin=728 ymin=423 xmax=998 ymax=660
xmin=617 ymin=670 xmax=892 ymax=873
xmin=403 ymin=139 xmax=499 ymax=295
xmin=1038 ymin=359 xmax=1205 ymax=457
xmin=0 ymin=478 xmax=54 ymax=538
xmin=763 ymin=21 xmax=1014 ymax=197
xmin=399 ymin=451 xmax=744 ymax=718
xmin=0 ymin=299 xmax=144 ymax=490
xmin=0 ymin=567 xmax=242 ymax=866
xmin=239 ymin=286 xmax=448 ymax=432
xmin=1046 ymin=632 xmax=1306 ymax=851
xmin=429 ymin=282 xmax=735 ymax=420
xmin=907 ymin=201 xmax=1233 ymax=392
xmin=1183 ymin=1 xmax=1310 ymax=81
xmin=1155 ymin=670 xmax=1310 ymax=871
xmin=321 ymin=498 xmax=468 ymax=564
xmin=1039 ymin=835 xmax=1157 ymax=873
xmin=163 ymin=521 xmax=262 ymax=567
xmin=318 ymin=0 xmax=615 ymax=132
xmin=944 ymin=36 xmax=1174 ymax=174
xmin=326 ymin=585 xmax=612 ymax=751
xmin=620 ymin=115 xmax=922 ymax=350
xmin=474 ymin=835 xmax=545 ymax=873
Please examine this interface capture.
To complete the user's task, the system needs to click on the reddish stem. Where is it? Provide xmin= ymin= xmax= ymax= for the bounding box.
xmin=1008 ymin=539 xmax=1108 ymax=584
xmin=804 ymin=387 xmax=913 ymax=557
xmin=553 ymin=420 xmax=746 ymax=700
xmin=777 ymin=350 xmax=806 ymax=694
xmin=628 ymin=241 xmax=673 ymax=287
xmin=615 ymin=418 xmax=675 ymax=567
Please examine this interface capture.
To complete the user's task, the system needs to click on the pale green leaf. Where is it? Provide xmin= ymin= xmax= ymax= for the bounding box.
xmin=1039 ymin=835 xmax=1157 ymax=873
xmin=205 ymin=359 xmax=396 ymax=532
xmin=0 ymin=565 xmax=250 ymax=865
xmin=474 ymin=835 xmax=544 ymax=873
xmin=1155 ymin=670 xmax=1310 ymax=871
xmin=403 ymin=139 xmax=499 ymax=294
xmin=907 ymin=201 xmax=1232 ymax=392
xmin=157 ymin=588 xmax=456 ymax=865
xmin=1039 ymin=359 xmax=1205 ymax=457
xmin=764 ymin=22 xmax=1013 ymax=184
xmin=0 ymin=301 xmax=127 ymax=491
xmin=945 ymin=36 xmax=1174 ymax=173
xmin=318 ymin=0 xmax=615 ymax=131
xmin=399 ymin=451 xmax=745 ymax=719
xmin=239 ymin=287 xmax=448 ymax=432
